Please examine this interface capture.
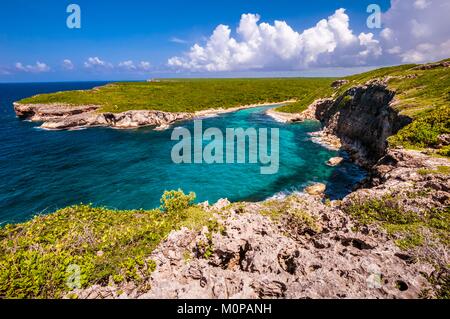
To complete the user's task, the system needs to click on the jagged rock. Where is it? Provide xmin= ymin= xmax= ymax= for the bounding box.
xmin=309 ymin=130 xmax=342 ymax=150
xmin=136 ymin=194 xmax=433 ymax=299
xmin=212 ymin=198 xmax=231 ymax=211
xmin=412 ymin=61 xmax=450 ymax=70
xmin=304 ymin=183 xmax=327 ymax=196
xmin=438 ymin=134 xmax=450 ymax=146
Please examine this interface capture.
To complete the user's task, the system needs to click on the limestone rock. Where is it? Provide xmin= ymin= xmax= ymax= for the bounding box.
xmin=304 ymin=183 xmax=327 ymax=196
xmin=13 ymin=102 xmax=192 ymax=130
xmin=327 ymin=157 xmax=344 ymax=167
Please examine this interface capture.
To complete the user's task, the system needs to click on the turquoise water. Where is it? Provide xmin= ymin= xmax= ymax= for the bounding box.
xmin=0 ymin=82 xmax=366 ymax=225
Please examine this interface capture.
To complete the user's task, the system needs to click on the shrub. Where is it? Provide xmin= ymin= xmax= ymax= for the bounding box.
xmin=160 ymin=189 xmax=196 ymax=215
xmin=389 ymin=105 xmax=450 ymax=152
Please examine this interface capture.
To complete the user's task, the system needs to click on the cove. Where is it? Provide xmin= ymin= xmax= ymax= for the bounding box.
xmin=0 ymin=82 xmax=367 ymax=225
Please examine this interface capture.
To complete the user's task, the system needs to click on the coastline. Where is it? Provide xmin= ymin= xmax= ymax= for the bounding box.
xmin=265 ymin=108 xmax=302 ymax=123
xmin=193 ymin=100 xmax=296 ymax=119
xmin=13 ymin=100 xmax=296 ymax=131
xmin=264 ymin=98 xmax=327 ymax=124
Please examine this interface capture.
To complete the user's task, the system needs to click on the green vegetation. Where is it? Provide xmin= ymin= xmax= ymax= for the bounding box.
xmin=389 ymin=105 xmax=450 ymax=152
xmin=18 ymin=78 xmax=335 ymax=113
xmin=0 ymin=190 xmax=218 ymax=299
xmin=345 ymin=195 xmax=450 ymax=250
xmin=418 ymin=166 xmax=450 ymax=176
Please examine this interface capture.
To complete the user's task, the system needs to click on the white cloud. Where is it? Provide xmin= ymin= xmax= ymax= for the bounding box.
xmin=358 ymin=33 xmax=382 ymax=58
xmin=0 ymin=68 xmax=11 ymax=75
xmin=84 ymin=57 xmax=113 ymax=69
xmin=118 ymin=60 xmax=151 ymax=72
xmin=169 ymin=1 xmax=450 ymax=71
xmin=380 ymin=0 xmax=450 ymax=63
xmin=387 ymin=46 xmax=402 ymax=54
xmin=62 ymin=59 xmax=74 ymax=70
xmin=118 ymin=60 xmax=136 ymax=70
xmin=168 ymin=9 xmax=382 ymax=71
xmin=15 ymin=61 xmax=50 ymax=73
xmin=411 ymin=19 xmax=431 ymax=39
xmin=380 ymin=28 xmax=393 ymax=41
xmin=414 ymin=0 xmax=431 ymax=10
xmin=138 ymin=61 xmax=151 ymax=71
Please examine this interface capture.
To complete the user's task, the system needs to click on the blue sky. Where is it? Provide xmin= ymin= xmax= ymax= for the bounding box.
xmin=1 ymin=0 xmax=448 ymax=82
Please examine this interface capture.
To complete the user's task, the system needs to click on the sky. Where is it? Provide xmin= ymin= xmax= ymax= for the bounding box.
xmin=0 ymin=0 xmax=449 ymax=82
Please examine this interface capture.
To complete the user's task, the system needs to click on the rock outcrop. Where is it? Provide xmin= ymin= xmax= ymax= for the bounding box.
xmin=314 ymin=81 xmax=412 ymax=166
xmin=13 ymin=103 xmax=192 ymax=130
xmin=331 ymin=79 xmax=349 ymax=88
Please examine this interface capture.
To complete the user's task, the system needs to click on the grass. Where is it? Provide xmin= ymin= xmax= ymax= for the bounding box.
xmin=18 ymin=78 xmax=335 ymax=114
xmin=418 ymin=166 xmax=450 ymax=176
xmin=0 ymin=190 xmax=218 ymax=299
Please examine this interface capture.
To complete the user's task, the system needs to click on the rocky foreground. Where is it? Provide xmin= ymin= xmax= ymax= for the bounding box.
xmin=67 ymin=146 xmax=448 ymax=299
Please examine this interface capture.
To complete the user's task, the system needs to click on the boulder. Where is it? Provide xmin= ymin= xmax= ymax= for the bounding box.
xmin=304 ymin=183 xmax=327 ymax=196
xmin=327 ymin=157 xmax=344 ymax=167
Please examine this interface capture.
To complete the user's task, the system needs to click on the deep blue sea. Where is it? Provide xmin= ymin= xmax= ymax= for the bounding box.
xmin=0 ymin=82 xmax=366 ymax=225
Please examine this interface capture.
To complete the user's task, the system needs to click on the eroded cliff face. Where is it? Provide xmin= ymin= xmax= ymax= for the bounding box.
xmin=315 ymin=81 xmax=412 ymax=166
